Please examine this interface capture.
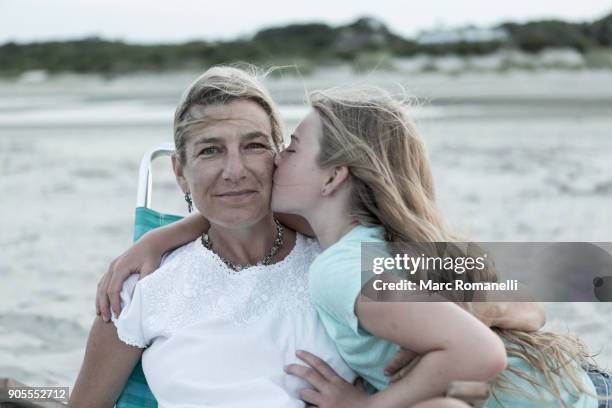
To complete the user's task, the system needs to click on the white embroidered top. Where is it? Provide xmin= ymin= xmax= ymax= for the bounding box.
xmin=112 ymin=233 xmax=355 ymax=408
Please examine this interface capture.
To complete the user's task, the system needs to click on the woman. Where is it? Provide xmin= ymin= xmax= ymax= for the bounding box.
xmin=73 ymin=66 xmax=491 ymax=408
xmin=71 ymin=67 xmax=358 ymax=407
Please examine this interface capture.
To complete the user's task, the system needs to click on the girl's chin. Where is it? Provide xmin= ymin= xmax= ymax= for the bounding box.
xmin=271 ymin=198 xmax=293 ymax=214
xmin=271 ymin=189 xmax=308 ymax=214
xmin=270 ymin=199 xmax=284 ymax=213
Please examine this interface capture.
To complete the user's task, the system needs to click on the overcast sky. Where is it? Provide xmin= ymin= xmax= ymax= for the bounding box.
xmin=2 ymin=0 xmax=612 ymax=44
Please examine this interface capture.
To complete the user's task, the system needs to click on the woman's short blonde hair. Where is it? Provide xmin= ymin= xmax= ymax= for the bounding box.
xmin=173 ymin=66 xmax=284 ymax=164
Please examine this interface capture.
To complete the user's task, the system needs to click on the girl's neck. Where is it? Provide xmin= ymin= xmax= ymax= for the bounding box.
xmin=306 ymin=200 xmax=358 ymax=250
xmin=208 ymin=214 xmax=279 ymax=265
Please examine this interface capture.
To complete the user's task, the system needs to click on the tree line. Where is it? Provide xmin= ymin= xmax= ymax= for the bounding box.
xmin=0 ymin=13 xmax=610 ymax=76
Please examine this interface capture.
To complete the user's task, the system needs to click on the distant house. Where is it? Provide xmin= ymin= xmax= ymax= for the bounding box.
xmin=417 ymin=26 xmax=508 ymax=45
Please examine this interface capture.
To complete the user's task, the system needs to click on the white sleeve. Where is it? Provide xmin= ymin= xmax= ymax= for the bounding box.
xmin=111 ymin=274 xmax=149 ymax=348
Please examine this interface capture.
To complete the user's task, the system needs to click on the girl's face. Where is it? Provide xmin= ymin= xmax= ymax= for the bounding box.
xmin=272 ymin=110 xmax=329 ymax=216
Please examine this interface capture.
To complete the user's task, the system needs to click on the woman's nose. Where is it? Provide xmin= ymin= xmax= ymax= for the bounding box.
xmin=222 ymin=152 xmax=247 ymax=181
xmin=273 ymin=151 xmax=281 ymax=168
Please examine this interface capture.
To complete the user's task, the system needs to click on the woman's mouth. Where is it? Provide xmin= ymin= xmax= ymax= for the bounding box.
xmin=215 ymin=190 xmax=257 ymax=202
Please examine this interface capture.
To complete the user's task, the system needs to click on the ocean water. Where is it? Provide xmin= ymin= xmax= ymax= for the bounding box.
xmin=0 ymin=69 xmax=611 ymax=387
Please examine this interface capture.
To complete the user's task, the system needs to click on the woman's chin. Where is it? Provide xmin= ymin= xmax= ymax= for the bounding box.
xmin=211 ymin=208 xmax=272 ymax=230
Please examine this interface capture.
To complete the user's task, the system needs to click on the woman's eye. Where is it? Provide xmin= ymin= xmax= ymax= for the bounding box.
xmin=199 ymin=147 xmax=220 ymax=156
xmin=246 ymin=143 xmax=268 ymax=150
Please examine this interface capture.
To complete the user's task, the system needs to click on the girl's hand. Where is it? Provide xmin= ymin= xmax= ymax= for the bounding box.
xmin=96 ymin=239 xmax=162 ymax=322
xmin=285 ymin=350 xmax=371 ymax=408
xmin=469 ymin=284 xmax=546 ymax=332
xmin=384 ymin=348 xmax=422 ymax=383
xmin=471 ymin=302 xmax=546 ymax=332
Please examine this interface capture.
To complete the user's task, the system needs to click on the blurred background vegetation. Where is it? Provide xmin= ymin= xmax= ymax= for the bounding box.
xmin=1 ymin=12 xmax=611 ymax=77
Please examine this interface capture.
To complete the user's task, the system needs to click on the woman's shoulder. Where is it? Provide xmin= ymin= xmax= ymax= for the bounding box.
xmin=136 ymin=238 xmax=204 ymax=288
xmin=112 ymin=239 xmax=209 ymax=345
xmin=293 ymin=232 xmax=322 ymax=261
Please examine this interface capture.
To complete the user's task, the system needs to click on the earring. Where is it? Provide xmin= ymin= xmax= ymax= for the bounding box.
xmin=184 ymin=192 xmax=193 ymax=213
xmin=321 ymin=188 xmax=327 ymax=196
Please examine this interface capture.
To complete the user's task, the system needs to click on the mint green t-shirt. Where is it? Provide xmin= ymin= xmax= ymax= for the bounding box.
xmin=308 ymin=224 xmax=400 ymax=392
xmin=308 ymin=224 xmax=598 ymax=407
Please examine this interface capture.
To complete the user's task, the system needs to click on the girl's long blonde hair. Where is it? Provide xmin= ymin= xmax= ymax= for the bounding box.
xmin=310 ymin=86 xmax=598 ymax=407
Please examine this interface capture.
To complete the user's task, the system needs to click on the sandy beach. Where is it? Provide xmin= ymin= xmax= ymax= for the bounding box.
xmin=0 ymin=68 xmax=611 ymax=387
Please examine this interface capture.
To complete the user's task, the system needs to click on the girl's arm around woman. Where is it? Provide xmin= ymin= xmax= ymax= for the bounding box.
xmin=356 ymin=296 xmax=507 ymax=407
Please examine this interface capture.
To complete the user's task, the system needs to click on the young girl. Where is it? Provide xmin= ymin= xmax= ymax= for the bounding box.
xmin=270 ymin=87 xmax=609 ymax=408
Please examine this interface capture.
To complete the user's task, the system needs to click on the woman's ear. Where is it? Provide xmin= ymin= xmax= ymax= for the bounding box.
xmin=321 ymin=166 xmax=349 ymax=196
xmin=171 ymin=153 xmax=190 ymax=194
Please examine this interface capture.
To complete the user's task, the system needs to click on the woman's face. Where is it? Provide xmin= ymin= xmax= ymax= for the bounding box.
xmin=272 ymin=110 xmax=329 ymax=215
xmin=174 ymin=100 xmax=275 ymax=228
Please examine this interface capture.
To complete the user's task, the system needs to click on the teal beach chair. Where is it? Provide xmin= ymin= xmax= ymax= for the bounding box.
xmin=116 ymin=144 xmax=182 ymax=408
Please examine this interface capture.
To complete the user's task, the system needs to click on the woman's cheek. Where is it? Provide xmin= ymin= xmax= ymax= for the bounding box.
xmin=245 ymin=154 xmax=274 ymax=177
xmin=264 ymin=159 xmax=276 ymax=181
